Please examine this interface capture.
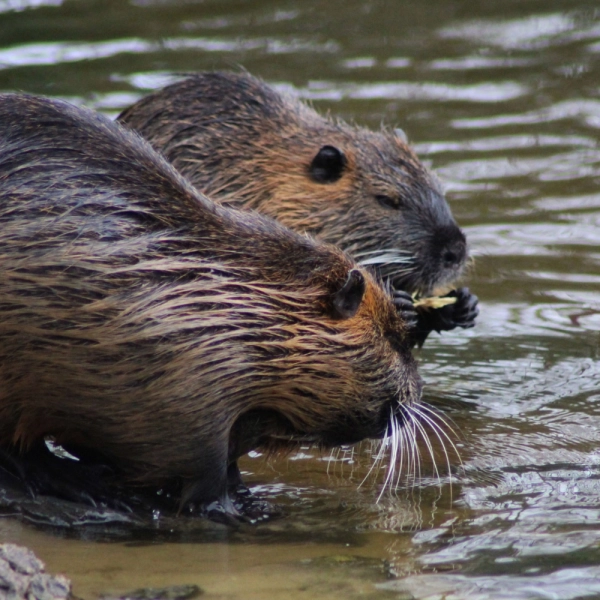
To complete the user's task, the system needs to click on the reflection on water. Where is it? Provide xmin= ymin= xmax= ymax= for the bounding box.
xmin=0 ymin=0 xmax=600 ymax=598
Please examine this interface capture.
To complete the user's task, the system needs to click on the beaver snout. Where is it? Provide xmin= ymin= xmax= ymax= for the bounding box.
xmin=439 ymin=226 xmax=467 ymax=271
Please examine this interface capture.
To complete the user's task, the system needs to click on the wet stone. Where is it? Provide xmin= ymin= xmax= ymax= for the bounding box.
xmin=102 ymin=584 xmax=203 ymax=600
xmin=0 ymin=544 xmax=71 ymax=600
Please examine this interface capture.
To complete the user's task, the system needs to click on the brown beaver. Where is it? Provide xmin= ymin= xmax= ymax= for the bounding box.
xmin=0 ymin=94 xmax=422 ymax=520
xmin=118 ymin=71 xmax=478 ymax=345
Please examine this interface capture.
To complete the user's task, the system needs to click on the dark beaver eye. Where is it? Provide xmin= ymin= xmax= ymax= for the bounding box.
xmin=309 ymin=145 xmax=346 ymax=183
xmin=375 ymin=194 xmax=401 ymax=210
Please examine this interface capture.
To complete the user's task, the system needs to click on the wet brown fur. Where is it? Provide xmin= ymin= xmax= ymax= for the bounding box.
xmin=119 ymin=71 xmax=468 ymax=296
xmin=0 ymin=94 xmax=421 ymax=509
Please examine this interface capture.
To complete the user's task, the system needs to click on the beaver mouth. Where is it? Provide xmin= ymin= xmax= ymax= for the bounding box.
xmin=229 ymin=403 xmax=404 ymax=461
xmin=358 ymin=246 xmax=465 ymax=298
xmin=388 ymin=261 xmax=465 ymax=298
xmin=229 ymin=410 xmax=302 ymax=461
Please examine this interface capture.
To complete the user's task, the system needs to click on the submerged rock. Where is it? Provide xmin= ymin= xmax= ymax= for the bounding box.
xmin=0 ymin=543 xmax=72 ymax=600
xmin=102 ymin=584 xmax=203 ymax=600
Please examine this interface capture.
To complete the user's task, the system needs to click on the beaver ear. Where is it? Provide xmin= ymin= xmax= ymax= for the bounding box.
xmin=310 ymin=145 xmax=347 ymax=183
xmin=333 ymin=269 xmax=366 ymax=319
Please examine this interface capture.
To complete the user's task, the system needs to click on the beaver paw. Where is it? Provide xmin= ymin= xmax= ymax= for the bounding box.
xmin=392 ymin=290 xmax=419 ymax=331
xmin=429 ymin=287 xmax=479 ymax=331
xmin=413 ymin=287 xmax=479 ymax=346
xmin=394 ymin=287 xmax=479 ymax=347
xmin=197 ymin=490 xmax=280 ymax=525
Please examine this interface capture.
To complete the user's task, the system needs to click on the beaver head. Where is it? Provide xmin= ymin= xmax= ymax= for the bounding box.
xmin=118 ymin=71 xmax=467 ymax=297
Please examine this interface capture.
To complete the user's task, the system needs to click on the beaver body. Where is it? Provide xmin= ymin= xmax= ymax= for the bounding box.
xmin=118 ymin=71 xmax=478 ymax=341
xmin=0 ymin=94 xmax=422 ymax=516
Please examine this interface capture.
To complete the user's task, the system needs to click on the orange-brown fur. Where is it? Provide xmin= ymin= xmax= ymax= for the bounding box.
xmin=119 ymin=71 xmax=468 ymax=296
xmin=0 ymin=94 xmax=422 ymax=514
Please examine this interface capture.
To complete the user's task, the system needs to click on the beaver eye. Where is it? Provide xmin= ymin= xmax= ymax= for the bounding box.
xmin=375 ymin=194 xmax=401 ymax=210
xmin=309 ymin=145 xmax=346 ymax=184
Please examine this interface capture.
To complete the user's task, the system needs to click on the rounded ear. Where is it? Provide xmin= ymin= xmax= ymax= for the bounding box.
xmin=309 ymin=145 xmax=346 ymax=183
xmin=333 ymin=269 xmax=366 ymax=319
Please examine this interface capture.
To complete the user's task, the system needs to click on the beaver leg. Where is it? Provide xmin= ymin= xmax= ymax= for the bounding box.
xmin=178 ymin=461 xmax=280 ymax=524
xmin=226 ymin=461 xmax=281 ymax=523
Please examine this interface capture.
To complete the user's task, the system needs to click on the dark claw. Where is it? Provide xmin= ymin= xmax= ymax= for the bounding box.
xmin=392 ymin=289 xmax=419 ymax=331
xmin=444 ymin=287 xmax=479 ymax=330
xmin=416 ymin=287 xmax=479 ymax=338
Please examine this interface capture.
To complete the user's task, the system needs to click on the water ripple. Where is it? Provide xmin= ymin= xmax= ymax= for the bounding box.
xmin=439 ymin=12 xmax=600 ymax=50
xmin=275 ymin=80 xmax=528 ymax=103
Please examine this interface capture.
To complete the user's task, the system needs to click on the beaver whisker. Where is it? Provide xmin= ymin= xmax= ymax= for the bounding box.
xmin=416 ymin=409 xmax=453 ymax=490
xmin=345 ymin=445 xmax=356 ymax=479
xmin=407 ymin=410 xmax=422 ymax=488
xmin=364 ymin=402 xmax=447 ymax=502
xmin=415 ymin=403 xmax=463 ymax=476
xmin=378 ymin=408 xmax=399 ymax=501
xmin=395 ymin=421 xmax=410 ymax=493
xmin=358 ymin=254 xmax=413 ymax=267
xmin=325 ymin=447 xmax=336 ymax=476
xmin=382 ymin=266 xmax=416 ymax=283
xmin=409 ymin=409 xmax=441 ymax=487
xmin=410 ymin=404 xmax=462 ymax=503
xmin=419 ymin=401 xmax=463 ymax=442
xmin=417 ymin=403 xmax=462 ymax=455
xmin=358 ymin=429 xmax=390 ymax=493
xmin=353 ymin=247 xmax=411 ymax=259
xmin=355 ymin=248 xmax=413 ymax=262
xmin=401 ymin=413 xmax=418 ymax=490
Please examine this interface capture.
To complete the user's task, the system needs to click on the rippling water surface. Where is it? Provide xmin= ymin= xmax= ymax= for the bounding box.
xmin=1 ymin=1 xmax=600 ymax=598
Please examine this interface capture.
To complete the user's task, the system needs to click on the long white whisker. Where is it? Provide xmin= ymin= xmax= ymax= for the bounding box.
xmin=359 ymin=432 xmax=388 ymax=490
xmin=326 ymin=447 xmax=335 ymax=476
xmin=408 ymin=411 xmax=421 ymax=486
xmin=395 ymin=416 xmax=407 ymax=491
xmin=360 ymin=255 xmax=413 ymax=266
xmin=353 ymin=248 xmax=412 ymax=260
xmin=389 ymin=413 xmax=400 ymax=495
xmin=411 ymin=408 xmax=441 ymax=485
xmin=413 ymin=405 xmax=461 ymax=503
xmin=419 ymin=402 xmax=463 ymax=441
xmin=377 ymin=409 xmax=397 ymax=502
xmin=418 ymin=404 xmax=463 ymax=470
xmin=414 ymin=414 xmax=423 ymax=487
xmin=402 ymin=410 xmax=415 ymax=487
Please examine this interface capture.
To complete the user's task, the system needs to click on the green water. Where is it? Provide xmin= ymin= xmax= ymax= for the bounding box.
xmin=1 ymin=0 xmax=600 ymax=598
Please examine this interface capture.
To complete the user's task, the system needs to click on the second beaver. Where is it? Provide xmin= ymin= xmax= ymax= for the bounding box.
xmin=0 ymin=93 xmax=423 ymax=520
xmin=118 ymin=71 xmax=478 ymax=344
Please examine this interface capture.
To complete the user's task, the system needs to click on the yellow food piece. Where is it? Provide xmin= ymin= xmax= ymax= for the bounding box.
xmin=413 ymin=295 xmax=457 ymax=310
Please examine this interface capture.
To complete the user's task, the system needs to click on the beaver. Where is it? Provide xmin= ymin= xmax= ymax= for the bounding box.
xmin=0 ymin=94 xmax=423 ymax=520
xmin=118 ymin=71 xmax=478 ymax=345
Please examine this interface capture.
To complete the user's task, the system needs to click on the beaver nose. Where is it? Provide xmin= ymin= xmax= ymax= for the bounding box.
xmin=439 ymin=229 xmax=467 ymax=270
